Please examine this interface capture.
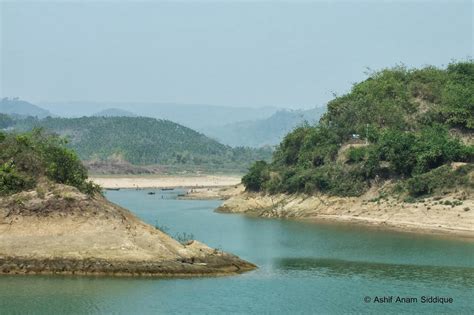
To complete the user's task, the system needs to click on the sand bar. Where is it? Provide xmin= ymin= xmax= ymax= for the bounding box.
xmin=91 ymin=175 xmax=242 ymax=189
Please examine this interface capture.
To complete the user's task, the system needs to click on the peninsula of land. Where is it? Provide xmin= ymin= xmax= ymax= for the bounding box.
xmin=0 ymin=182 xmax=256 ymax=276
xmin=0 ymin=131 xmax=255 ymax=277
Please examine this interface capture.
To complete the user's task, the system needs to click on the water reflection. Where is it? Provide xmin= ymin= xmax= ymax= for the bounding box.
xmin=276 ymin=258 xmax=474 ymax=288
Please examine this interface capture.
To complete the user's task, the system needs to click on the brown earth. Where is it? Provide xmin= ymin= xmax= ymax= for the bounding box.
xmin=214 ymin=183 xmax=474 ymax=239
xmin=0 ymin=182 xmax=255 ymax=276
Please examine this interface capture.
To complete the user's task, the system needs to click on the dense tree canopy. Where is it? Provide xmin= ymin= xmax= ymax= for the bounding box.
xmin=12 ymin=116 xmax=272 ymax=173
xmin=244 ymin=61 xmax=474 ymax=197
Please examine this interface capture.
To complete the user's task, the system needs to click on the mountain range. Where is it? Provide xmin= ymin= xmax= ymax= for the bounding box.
xmin=1 ymin=98 xmax=325 ymax=148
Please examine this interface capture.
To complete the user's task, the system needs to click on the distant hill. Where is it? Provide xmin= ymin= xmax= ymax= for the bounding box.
xmin=13 ymin=116 xmax=272 ymax=173
xmin=39 ymin=102 xmax=280 ymax=130
xmin=93 ymin=108 xmax=137 ymax=117
xmin=202 ymin=107 xmax=326 ymax=147
xmin=0 ymin=98 xmax=52 ymax=118
xmin=0 ymin=114 xmax=15 ymax=129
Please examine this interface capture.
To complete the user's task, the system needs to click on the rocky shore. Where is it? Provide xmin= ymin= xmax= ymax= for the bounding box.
xmin=0 ymin=182 xmax=255 ymax=276
xmin=214 ymin=185 xmax=474 ymax=239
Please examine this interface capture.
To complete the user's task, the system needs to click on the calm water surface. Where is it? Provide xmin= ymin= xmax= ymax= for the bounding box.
xmin=0 ymin=189 xmax=473 ymax=314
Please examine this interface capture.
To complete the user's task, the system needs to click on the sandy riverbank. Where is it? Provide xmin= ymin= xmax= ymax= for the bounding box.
xmin=90 ymin=175 xmax=242 ymax=189
xmin=0 ymin=182 xmax=255 ymax=276
xmin=211 ymin=185 xmax=474 ymax=239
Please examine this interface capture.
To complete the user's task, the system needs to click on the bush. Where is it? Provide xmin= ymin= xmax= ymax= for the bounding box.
xmin=0 ymin=160 xmax=36 ymax=195
xmin=0 ymin=129 xmax=102 ymax=196
xmin=346 ymin=147 xmax=367 ymax=163
xmin=406 ymin=176 xmax=431 ymax=197
xmin=406 ymin=164 xmax=473 ymax=197
xmin=242 ymin=161 xmax=270 ymax=192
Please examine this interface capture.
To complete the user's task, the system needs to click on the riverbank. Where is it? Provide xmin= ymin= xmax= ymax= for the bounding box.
xmin=0 ymin=182 xmax=255 ymax=276
xmin=90 ymin=175 xmax=241 ymax=189
xmin=214 ymin=185 xmax=474 ymax=239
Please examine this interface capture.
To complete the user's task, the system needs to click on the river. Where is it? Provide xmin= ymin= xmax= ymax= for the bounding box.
xmin=0 ymin=189 xmax=473 ymax=314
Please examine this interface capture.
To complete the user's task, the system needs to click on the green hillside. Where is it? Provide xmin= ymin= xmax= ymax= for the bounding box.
xmin=13 ymin=116 xmax=272 ymax=173
xmin=0 ymin=129 xmax=100 ymax=196
xmin=243 ymin=61 xmax=474 ymax=198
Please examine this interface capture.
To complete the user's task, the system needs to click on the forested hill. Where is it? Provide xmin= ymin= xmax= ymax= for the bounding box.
xmin=12 ymin=116 xmax=272 ymax=172
xmin=0 ymin=98 xmax=53 ymax=118
xmin=243 ymin=61 xmax=474 ymax=198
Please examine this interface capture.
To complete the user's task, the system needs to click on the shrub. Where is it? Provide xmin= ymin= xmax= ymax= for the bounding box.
xmin=406 ymin=164 xmax=473 ymax=197
xmin=346 ymin=147 xmax=367 ymax=163
xmin=0 ymin=129 xmax=102 ymax=196
xmin=0 ymin=160 xmax=36 ymax=195
xmin=242 ymin=161 xmax=270 ymax=192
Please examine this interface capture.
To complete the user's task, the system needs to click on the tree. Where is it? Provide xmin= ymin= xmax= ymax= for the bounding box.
xmin=242 ymin=161 xmax=269 ymax=192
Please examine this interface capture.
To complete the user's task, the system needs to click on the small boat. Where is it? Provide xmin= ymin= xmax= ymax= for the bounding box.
xmin=147 ymin=191 xmax=156 ymax=195
xmin=161 ymin=188 xmax=174 ymax=191
xmin=177 ymin=193 xmax=186 ymax=197
xmin=106 ymin=188 xmax=120 ymax=191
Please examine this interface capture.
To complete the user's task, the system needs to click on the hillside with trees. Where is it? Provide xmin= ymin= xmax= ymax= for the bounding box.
xmin=0 ymin=129 xmax=100 ymax=196
xmin=242 ymin=61 xmax=474 ymax=199
xmin=11 ymin=116 xmax=272 ymax=173
xmin=0 ymin=98 xmax=53 ymax=118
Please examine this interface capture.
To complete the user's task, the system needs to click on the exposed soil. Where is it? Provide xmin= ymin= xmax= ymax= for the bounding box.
xmin=0 ymin=182 xmax=256 ymax=276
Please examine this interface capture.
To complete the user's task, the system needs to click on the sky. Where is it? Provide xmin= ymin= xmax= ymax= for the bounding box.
xmin=1 ymin=0 xmax=472 ymax=109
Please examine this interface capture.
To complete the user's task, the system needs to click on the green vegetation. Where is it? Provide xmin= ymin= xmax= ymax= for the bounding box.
xmin=403 ymin=164 xmax=473 ymax=197
xmin=243 ymin=61 xmax=474 ymax=197
xmin=12 ymin=116 xmax=272 ymax=173
xmin=0 ymin=129 xmax=101 ymax=196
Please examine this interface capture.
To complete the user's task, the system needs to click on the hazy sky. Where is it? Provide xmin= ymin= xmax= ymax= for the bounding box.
xmin=1 ymin=0 xmax=472 ymax=109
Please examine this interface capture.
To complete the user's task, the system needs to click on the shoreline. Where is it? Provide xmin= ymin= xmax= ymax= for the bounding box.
xmin=90 ymin=175 xmax=242 ymax=189
xmin=0 ymin=255 xmax=256 ymax=277
xmin=188 ymin=186 xmax=474 ymax=240
xmin=0 ymin=182 xmax=256 ymax=277
xmin=299 ymin=214 xmax=474 ymax=241
xmin=217 ymin=207 xmax=474 ymax=241
xmin=92 ymin=176 xmax=474 ymax=240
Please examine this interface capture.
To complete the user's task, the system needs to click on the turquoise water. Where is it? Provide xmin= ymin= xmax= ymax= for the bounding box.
xmin=0 ymin=189 xmax=473 ymax=314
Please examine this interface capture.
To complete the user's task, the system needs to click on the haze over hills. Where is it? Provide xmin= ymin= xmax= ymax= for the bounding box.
xmin=39 ymin=101 xmax=281 ymax=130
xmin=2 ymin=98 xmax=327 ymax=149
xmin=203 ymin=107 xmax=326 ymax=147
xmin=93 ymin=108 xmax=137 ymax=117
xmin=0 ymin=98 xmax=53 ymax=118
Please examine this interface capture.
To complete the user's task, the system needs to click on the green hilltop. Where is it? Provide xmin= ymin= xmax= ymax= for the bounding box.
xmin=11 ymin=116 xmax=272 ymax=173
xmin=243 ymin=61 xmax=474 ymax=199
xmin=0 ymin=130 xmax=100 ymax=196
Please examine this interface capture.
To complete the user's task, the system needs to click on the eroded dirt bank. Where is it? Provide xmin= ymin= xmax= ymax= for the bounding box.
xmin=0 ymin=183 xmax=255 ymax=276
xmin=215 ymin=185 xmax=474 ymax=239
